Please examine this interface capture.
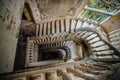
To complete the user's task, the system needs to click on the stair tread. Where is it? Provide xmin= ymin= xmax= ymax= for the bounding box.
xmin=93 ymin=58 xmax=120 ymax=62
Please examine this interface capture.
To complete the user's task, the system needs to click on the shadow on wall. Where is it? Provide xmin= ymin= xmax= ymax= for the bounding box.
xmin=14 ymin=20 xmax=35 ymax=70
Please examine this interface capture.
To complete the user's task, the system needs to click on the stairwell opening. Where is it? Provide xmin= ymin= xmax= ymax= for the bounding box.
xmin=38 ymin=48 xmax=66 ymax=61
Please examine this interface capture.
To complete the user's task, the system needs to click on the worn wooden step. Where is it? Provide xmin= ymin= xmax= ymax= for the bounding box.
xmin=109 ymin=33 xmax=120 ymax=39
xmin=78 ymin=31 xmax=87 ymax=37
xmin=68 ymin=68 xmax=95 ymax=80
xmin=93 ymin=58 xmax=120 ymax=62
xmin=36 ymin=18 xmax=98 ymax=40
xmin=94 ymin=50 xmax=114 ymax=55
xmin=110 ymin=37 xmax=120 ymax=42
xmin=81 ymin=32 xmax=93 ymax=39
xmin=74 ymin=65 xmax=101 ymax=75
xmin=111 ymin=41 xmax=120 ymax=45
xmin=90 ymin=41 xmax=105 ymax=48
xmin=109 ymin=29 xmax=120 ymax=38
xmin=80 ymin=64 xmax=108 ymax=71
xmin=57 ymin=69 xmax=74 ymax=80
xmin=92 ymin=45 xmax=109 ymax=51
xmin=85 ymin=34 xmax=97 ymax=41
xmin=75 ymin=65 xmax=111 ymax=75
xmin=88 ymin=37 xmax=100 ymax=44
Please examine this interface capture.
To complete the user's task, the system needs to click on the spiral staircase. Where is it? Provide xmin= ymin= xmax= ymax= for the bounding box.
xmin=0 ymin=0 xmax=120 ymax=80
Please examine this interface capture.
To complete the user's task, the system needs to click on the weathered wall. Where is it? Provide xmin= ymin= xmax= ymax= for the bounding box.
xmin=101 ymin=13 xmax=120 ymax=33
xmin=14 ymin=20 xmax=35 ymax=70
xmin=36 ymin=0 xmax=87 ymax=22
xmin=0 ymin=0 xmax=24 ymax=73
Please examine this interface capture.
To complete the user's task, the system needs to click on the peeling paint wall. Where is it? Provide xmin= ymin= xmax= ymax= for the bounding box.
xmin=0 ymin=0 xmax=24 ymax=73
xmin=101 ymin=13 xmax=120 ymax=33
xmin=36 ymin=0 xmax=87 ymax=22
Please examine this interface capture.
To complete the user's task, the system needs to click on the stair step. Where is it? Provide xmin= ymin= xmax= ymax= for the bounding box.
xmin=93 ymin=63 xmax=112 ymax=70
xmin=86 ymin=34 xmax=97 ymax=41
xmin=74 ymin=65 xmax=100 ymax=75
xmin=75 ymin=31 xmax=83 ymax=38
xmin=57 ymin=69 xmax=74 ymax=80
xmin=90 ymin=41 xmax=105 ymax=48
xmin=69 ymin=68 xmax=94 ymax=80
xmin=80 ymin=64 xmax=108 ymax=71
xmin=112 ymin=40 xmax=120 ymax=45
xmin=94 ymin=50 xmax=114 ymax=55
xmin=109 ymin=31 xmax=120 ymax=38
xmin=93 ymin=58 xmax=120 ymax=62
xmin=114 ymin=45 xmax=120 ymax=49
xmin=88 ymin=37 xmax=100 ymax=44
xmin=110 ymin=37 xmax=120 ymax=41
xmin=92 ymin=45 xmax=109 ymax=51
xmin=77 ymin=65 xmax=111 ymax=75
xmin=95 ymin=53 xmax=113 ymax=57
xmin=81 ymin=32 xmax=93 ymax=39
xmin=95 ymin=55 xmax=114 ymax=59
xmin=78 ymin=31 xmax=87 ymax=37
